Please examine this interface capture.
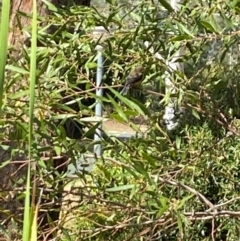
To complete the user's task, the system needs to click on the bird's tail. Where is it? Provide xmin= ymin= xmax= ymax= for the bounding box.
xmin=120 ymin=85 xmax=129 ymax=95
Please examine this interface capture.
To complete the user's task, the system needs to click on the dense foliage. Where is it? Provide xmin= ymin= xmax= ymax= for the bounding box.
xmin=2 ymin=0 xmax=240 ymax=240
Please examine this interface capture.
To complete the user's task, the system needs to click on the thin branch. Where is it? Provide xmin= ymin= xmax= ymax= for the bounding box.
xmin=205 ymin=197 xmax=240 ymax=212
xmin=156 ymin=176 xmax=214 ymax=209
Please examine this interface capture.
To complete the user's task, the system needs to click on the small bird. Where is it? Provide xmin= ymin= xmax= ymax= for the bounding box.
xmin=120 ymin=66 xmax=145 ymax=95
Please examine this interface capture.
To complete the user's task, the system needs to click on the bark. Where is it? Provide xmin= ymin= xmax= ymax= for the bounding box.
xmin=0 ymin=142 xmax=28 ymax=240
xmin=8 ymin=0 xmax=91 ymax=55
xmin=1 ymin=0 xmax=91 ymax=239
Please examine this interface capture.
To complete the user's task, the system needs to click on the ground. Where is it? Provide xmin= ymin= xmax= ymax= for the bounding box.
xmin=102 ymin=117 xmax=148 ymax=137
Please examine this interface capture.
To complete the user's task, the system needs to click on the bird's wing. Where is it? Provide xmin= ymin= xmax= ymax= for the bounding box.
xmin=126 ymin=72 xmax=143 ymax=85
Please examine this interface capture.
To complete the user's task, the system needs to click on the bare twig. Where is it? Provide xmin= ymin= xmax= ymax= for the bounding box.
xmin=156 ymin=176 xmax=214 ymax=209
xmin=206 ymin=197 xmax=240 ymax=212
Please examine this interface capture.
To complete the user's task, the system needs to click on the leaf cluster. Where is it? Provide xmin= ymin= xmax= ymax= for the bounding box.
xmin=2 ymin=0 xmax=240 ymax=240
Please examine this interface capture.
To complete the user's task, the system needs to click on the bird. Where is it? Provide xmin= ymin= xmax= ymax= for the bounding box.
xmin=120 ymin=66 xmax=145 ymax=95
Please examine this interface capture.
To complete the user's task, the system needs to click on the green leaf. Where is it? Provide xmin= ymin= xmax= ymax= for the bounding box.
xmin=51 ymin=114 xmax=78 ymax=120
xmin=106 ymin=184 xmax=135 ymax=192
xmin=82 ymin=121 xmax=101 ymax=139
xmin=177 ymin=212 xmax=183 ymax=238
xmin=220 ymin=47 xmax=228 ymax=63
xmin=41 ymin=0 xmax=58 ymax=12
xmin=8 ymin=90 xmax=30 ymax=100
xmin=60 ymin=227 xmax=72 ymax=241
xmin=5 ymin=65 xmax=29 ymax=74
xmin=176 ymin=136 xmax=181 ymax=149
xmin=107 ymin=94 xmax=128 ymax=122
xmin=192 ymin=109 xmax=200 ymax=120
xmin=176 ymin=194 xmax=194 ymax=210
xmin=130 ymin=97 xmax=150 ymax=116
xmin=156 ymin=196 xmax=169 ymax=218
xmin=200 ymin=20 xmax=218 ymax=33
xmin=234 ymin=6 xmax=240 ymax=13
xmin=170 ymin=35 xmax=193 ymax=42
xmin=108 ymin=86 xmax=147 ymax=116
xmin=158 ymin=0 xmax=174 ymax=12
xmin=141 ymin=152 xmax=156 ymax=167
xmin=229 ymin=0 xmax=239 ymax=8
xmin=132 ymin=160 xmax=150 ymax=180
xmin=178 ymin=88 xmax=184 ymax=106
xmin=177 ymin=23 xmax=194 ymax=37
xmin=85 ymin=62 xmax=98 ymax=69
xmin=0 ymin=159 xmax=11 ymax=169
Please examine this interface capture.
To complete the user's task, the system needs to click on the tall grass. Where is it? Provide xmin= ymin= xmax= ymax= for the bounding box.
xmin=23 ymin=0 xmax=38 ymax=240
xmin=0 ymin=0 xmax=38 ymax=240
xmin=0 ymin=0 xmax=10 ymax=111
